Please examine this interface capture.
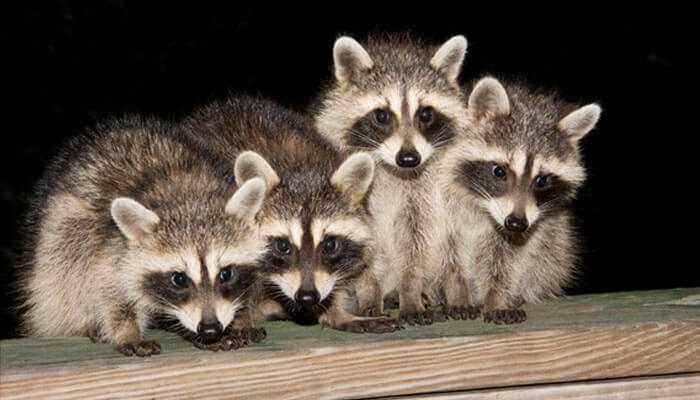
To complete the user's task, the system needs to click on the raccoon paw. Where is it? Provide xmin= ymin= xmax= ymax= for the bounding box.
xmin=236 ymin=327 xmax=267 ymax=343
xmin=399 ymin=309 xmax=438 ymax=326
xmin=359 ymin=305 xmax=389 ymax=318
xmin=87 ymin=327 xmax=108 ymax=344
xmin=337 ymin=317 xmax=402 ymax=334
xmin=192 ymin=335 xmax=247 ymax=352
xmin=483 ymin=309 xmax=526 ymax=324
xmin=444 ymin=305 xmax=481 ymax=320
xmin=117 ymin=340 xmax=162 ymax=357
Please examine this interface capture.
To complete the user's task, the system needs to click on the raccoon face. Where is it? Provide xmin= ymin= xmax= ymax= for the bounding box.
xmin=452 ymin=77 xmax=601 ymax=233
xmin=317 ymin=35 xmax=469 ymax=171
xmin=262 ymin=218 xmax=370 ymax=313
xmin=111 ymin=178 xmax=268 ymax=343
xmin=238 ymin=152 xmax=375 ymax=314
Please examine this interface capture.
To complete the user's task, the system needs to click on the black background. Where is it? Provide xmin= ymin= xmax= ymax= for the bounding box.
xmin=1 ymin=4 xmax=694 ymax=338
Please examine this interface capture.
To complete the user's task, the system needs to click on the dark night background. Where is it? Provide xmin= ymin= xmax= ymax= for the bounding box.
xmin=1 ymin=4 xmax=694 ymax=338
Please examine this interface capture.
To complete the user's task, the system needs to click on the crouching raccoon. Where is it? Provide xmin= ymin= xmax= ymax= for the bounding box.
xmin=19 ymin=117 xmax=270 ymax=356
xmin=183 ymin=97 xmax=400 ymax=333
xmin=439 ymin=77 xmax=601 ymax=324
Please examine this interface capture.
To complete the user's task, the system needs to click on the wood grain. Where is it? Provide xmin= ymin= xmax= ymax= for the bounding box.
xmin=2 ymin=289 xmax=699 ymax=399
xmin=1 ymin=321 xmax=699 ymax=400
xmin=408 ymin=373 xmax=700 ymax=400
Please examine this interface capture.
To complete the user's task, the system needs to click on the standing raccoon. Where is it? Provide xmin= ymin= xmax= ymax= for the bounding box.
xmin=183 ymin=97 xmax=399 ymax=333
xmin=313 ymin=34 xmax=469 ymax=324
xmin=440 ymin=77 xmax=601 ymax=323
xmin=19 ymin=118 xmax=270 ymax=356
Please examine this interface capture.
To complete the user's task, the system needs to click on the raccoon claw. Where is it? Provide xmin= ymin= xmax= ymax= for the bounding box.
xmin=444 ymin=305 xmax=481 ymax=320
xmin=399 ymin=310 xmax=438 ymax=326
xmin=337 ymin=317 xmax=402 ymax=334
xmin=359 ymin=306 xmax=389 ymax=318
xmin=192 ymin=335 xmax=246 ymax=352
xmin=117 ymin=340 xmax=161 ymax=357
xmin=236 ymin=327 xmax=267 ymax=343
xmin=483 ymin=309 xmax=526 ymax=324
xmin=192 ymin=327 xmax=267 ymax=352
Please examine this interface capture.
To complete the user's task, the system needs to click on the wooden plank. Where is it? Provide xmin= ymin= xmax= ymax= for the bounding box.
xmin=1 ymin=288 xmax=699 ymax=399
xmin=403 ymin=373 xmax=700 ymax=400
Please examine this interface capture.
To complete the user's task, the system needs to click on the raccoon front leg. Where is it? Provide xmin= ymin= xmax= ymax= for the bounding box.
xmin=398 ymin=264 xmax=443 ymax=325
xmin=319 ymin=295 xmax=400 ymax=334
xmin=443 ymin=264 xmax=480 ymax=320
xmin=230 ymin=301 xmax=271 ymax=343
xmin=355 ymin=270 xmax=385 ymax=317
xmin=482 ymin=288 xmax=526 ymax=324
xmin=102 ymin=302 xmax=161 ymax=357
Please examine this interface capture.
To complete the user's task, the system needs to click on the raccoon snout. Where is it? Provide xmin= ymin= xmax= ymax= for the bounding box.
xmin=505 ymin=214 xmax=528 ymax=233
xmin=197 ymin=320 xmax=223 ymax=343
xmin=396 ymin=147 xmax=421 ymax=168
xmin=295 ymin=289 xmax=321 ymax=307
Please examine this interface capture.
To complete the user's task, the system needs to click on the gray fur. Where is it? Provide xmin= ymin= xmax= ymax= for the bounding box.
xmin=18 ymin=117 xmax=267 ymax=353
xmin=313 ymin=34 xmax=470 ymax=324
xmin=182 ymin=97 xmax=398 ymax=333
xmin=439 ymin=77 xmax=600 ymax=322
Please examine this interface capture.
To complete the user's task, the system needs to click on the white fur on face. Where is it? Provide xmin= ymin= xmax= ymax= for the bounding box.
xmin=484 ymin=197 xmax=511 ymax=226
xmin=310 ymin=217 xmax=371 ymax=247
xmin=525 ymin=200 xmax=541 ymax=226
xmin=260 ymin=218 xmax=304 ymax=248
xmin=172 ymin=304 xmax=200 ymax=334
xmin=269 ymin=270 xmax=302 ymax=300
xmin=314 ymin=270 xmax=337 ymax=301
xmin=375 ymin=135 xmax=402 ymax=167
xmin=412 ymin=134 xmax=434 ymax=164
xmin=205 ymin=239 xmax=266 ymax=283
xmin=215 ymin=298 xmax=241 ymax=331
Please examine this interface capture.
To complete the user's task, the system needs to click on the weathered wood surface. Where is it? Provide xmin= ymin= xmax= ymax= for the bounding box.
xmin=408 ymin=373 xmax=700 ymax=400
xmin=1 ymin=288 xmax=699 ymax=400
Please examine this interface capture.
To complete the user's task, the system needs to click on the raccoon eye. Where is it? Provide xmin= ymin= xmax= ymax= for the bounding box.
xmin=170 ymin=272 xmax=188 ymax=288
xmin=492 ymin=165 xmax=507 ymax=180
xmin=321 ymin=236 xmax=339 ymax=256
xmin=373 ymin=109 xmax=391 ymax=126
xmin=218 ymin=266 xmax=234 ymax=283
xmin=534 ymin=175 xmax=550 ymax=189
xmin=418 ymin=106 xmax=434 ymax=125
xmin=274 ymin=238 xmax=291 ymax=255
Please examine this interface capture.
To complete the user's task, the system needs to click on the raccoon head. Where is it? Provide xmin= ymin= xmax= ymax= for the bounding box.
xmin=449 ymin=77 xmax=601 ymax=233
xmin=315 ymin=34 xmax=468 ymax=172
xmin=236 ymin=151 xmax=375 ymax=317
xmin=111 ymin=178 xmax=268 ymax=343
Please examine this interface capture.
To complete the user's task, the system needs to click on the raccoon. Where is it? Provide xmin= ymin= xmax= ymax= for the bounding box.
xmin=182 ymin=97 xmax=399 ymax=333
xmin=439 ymin=77 xmax=601 ymax=323
xmin=313 ymin=34 xmax=469 ymax=324
xmin=18 ymin=117 xmax=269 ymax=356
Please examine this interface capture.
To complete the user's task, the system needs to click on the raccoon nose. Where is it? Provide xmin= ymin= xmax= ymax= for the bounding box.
xmin=505 ymin=214 xmax=528 ymax=233
xmin=295 ymin=289 xmax=320 ymax=307
xmin=396 ymin=148 xmax=421 ymax=168
xmin=197 ymin=321 xmax=223 ymax=342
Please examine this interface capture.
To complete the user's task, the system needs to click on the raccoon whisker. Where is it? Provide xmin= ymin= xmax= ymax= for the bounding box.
xmin=470 ymin=181 xmax=508 ymax=224
xmin=431 ymin=127 xmax=453 ymax=148
xmin=349 ymin=129 xmax=382 ymax=148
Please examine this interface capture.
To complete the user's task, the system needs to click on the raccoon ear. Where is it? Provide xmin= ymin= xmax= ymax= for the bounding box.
xmin=331 ymin=152 xmax=375 ymax=207
xmin=559 ymin=104 xmax=602 ymax=142
xmin=111 ymin=197 xmax=160 ymax=241
xmin=430 ymin=35 xmax=468 ymax=85
xmin=468 ymin=77 xmax=511 ymax=119
xmin=333 ymin=36 xmax=373 ymax=86
xmin=226 ymin=177 xmax=267 ymax=224
xmin=234 ymin=151 xmax=280 ymax=191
